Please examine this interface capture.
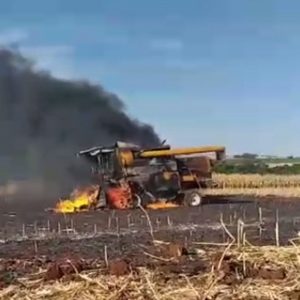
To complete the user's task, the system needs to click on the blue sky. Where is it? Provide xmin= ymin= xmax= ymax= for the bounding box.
xmin=0 ymin=0 xmax=299 ymax=156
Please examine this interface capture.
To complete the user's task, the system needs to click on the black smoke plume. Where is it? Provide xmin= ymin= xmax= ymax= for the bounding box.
xmin=0 ymin=48 xmax=160 ymax=206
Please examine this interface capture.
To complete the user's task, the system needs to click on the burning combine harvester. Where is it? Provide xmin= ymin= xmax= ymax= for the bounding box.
xmin=54 ymin=142 xmax=225 ymax=213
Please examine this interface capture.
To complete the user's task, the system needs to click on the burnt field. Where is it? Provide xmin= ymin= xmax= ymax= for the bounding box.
xmin=0 ymin=196 xmax=300 ymax=260
xmin=0 ymin=196 xmax=300 ymax=255
xmin=1 ymin=196 xmax=300 ymax=299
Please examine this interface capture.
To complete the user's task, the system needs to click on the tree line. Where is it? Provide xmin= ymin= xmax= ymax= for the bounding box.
xmin=214 ymin=161 xmax=300 ymax=175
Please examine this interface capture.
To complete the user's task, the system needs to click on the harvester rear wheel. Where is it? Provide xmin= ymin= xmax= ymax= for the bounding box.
xmin=183 ymin=190 xmax=202 ymax=207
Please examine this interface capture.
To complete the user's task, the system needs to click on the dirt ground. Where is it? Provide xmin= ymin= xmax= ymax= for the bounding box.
xmin=1 ymin=195 xmax=300 ymax=256
xmin=0 ymin=195 xmax=300 ymax=297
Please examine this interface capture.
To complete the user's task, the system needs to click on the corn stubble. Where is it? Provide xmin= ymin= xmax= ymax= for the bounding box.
xmin=207 ymin=174 xmax=300 ymax=197
xmin=1 ymin=246 xmax=300 ymax=300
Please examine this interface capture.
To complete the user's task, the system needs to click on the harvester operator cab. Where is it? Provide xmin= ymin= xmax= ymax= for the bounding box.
xmin=78 ymin=144 xmax=130 ymax=208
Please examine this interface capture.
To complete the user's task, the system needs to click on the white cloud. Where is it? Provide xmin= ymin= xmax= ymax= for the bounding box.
xmin=0 ymin=28 xmax=76 ymax=79
xmin=20 ymin=45 xmax=76 ymax=79
xmin=0 ymin=28 xmax=29 ymax=45
xmin=150 ymin=38 xmax=183 ymax=51
xmin=21 ymin=45 xmax=73 ymax=56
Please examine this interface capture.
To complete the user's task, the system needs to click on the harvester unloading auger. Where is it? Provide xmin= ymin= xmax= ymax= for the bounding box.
xmin=54 ymin=142 xmax=225 ymax=213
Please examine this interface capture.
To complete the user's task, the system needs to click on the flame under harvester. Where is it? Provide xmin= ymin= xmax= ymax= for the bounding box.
xmin=55 ymin=142 xmax=225 ymax=213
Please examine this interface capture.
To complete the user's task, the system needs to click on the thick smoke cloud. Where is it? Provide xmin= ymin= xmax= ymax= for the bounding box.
xmin=0 ymin=48 xmax=160 ymax=204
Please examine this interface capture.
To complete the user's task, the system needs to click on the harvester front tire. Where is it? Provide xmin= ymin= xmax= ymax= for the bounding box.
xmin=184 ymin=191 xmax=202 ymax=207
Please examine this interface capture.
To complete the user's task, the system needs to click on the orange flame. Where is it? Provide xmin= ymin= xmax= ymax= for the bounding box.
xmin=55 ymin=185 xmax=99 ymax=214
xmin=146 ymin=202 xmax=179 ymax=210
xmin=54 ymin=182 xmax=180 ymax=213
xmin=106 ymin=184 xmax=132 ymax=209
